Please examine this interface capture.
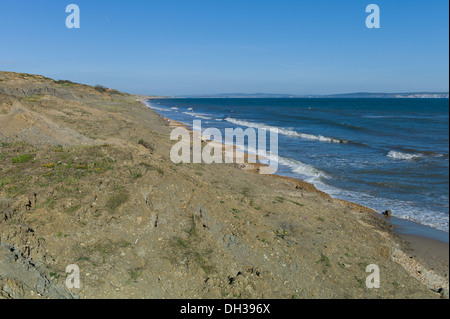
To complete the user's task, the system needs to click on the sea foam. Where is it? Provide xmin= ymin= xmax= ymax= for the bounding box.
xmin=387 ymin=151 xmax=422 ymax=160
xmin=225 ymin=118 xmax=347 ymax=144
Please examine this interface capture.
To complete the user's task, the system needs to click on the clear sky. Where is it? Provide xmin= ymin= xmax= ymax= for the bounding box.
xmin=0 ymin=0 xmax=448 ymax=95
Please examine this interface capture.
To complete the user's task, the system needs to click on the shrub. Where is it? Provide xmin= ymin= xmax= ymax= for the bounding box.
xmin=95 ymin=85 xmax=108 ymax=93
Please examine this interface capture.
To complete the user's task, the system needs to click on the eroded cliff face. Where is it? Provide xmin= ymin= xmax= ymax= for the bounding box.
xmin=0 ymin=71 xmax=445 ymax=299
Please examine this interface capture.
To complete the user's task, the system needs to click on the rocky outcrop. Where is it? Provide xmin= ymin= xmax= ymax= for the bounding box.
xmin=0 ymin=244 xmax=76 ymax=299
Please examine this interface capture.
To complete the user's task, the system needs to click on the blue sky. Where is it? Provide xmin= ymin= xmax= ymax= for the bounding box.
xmin=0 ymin=0 xmax=448 ymax=95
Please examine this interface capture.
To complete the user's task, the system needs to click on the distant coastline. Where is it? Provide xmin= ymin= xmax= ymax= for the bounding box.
xmin=173 ymin=92 xmax=450 ymax=99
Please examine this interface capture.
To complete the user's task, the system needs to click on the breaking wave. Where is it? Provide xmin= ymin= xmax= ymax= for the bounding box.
xmin=225 ymin=118 xmax=348 ymax=144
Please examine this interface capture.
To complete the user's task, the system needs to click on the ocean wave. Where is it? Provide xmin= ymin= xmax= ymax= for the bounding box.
xmin=317 ymin=184 xmax=449 ymax=233
xmin=387 ymin=150 xmax=447 ymax=160
xmin=143 ymin=101 xmax=170 ymax=112
xmin=278 ymin=156 xmax=330 ymax=181
xmin=228 ymin=142 xmax=329 ymax=182
xmin=387 ymin=151 xmax=422 ymax=160
xmin=225 ymin=118 xmax=348 ymax=144
xmin=171 ymin=107 xmax=179 ymax=110
xmin=182 ymin=111 xmax=212 ymax=120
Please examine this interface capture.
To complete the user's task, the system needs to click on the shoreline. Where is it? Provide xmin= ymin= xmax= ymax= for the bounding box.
xmin=143 ymin=100 xmax=449 ymax=294
xmin=144 ymin=100 xmax=449 ymax=241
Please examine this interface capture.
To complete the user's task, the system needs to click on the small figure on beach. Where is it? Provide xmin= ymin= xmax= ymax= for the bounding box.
xmin=382 ymin=210 xmax=392 ymax=218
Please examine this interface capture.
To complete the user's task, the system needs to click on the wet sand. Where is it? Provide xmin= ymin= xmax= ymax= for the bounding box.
xmin=399 ymin=234 xmax=449 ymax=279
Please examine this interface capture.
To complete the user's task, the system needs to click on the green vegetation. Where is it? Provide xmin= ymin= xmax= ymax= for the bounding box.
xmin=274 ymin=229 xmax=288 ymax=239
xmin=230 ymin=208 xmax=241 ymax=218
xmin=119 ymin=240 xmax=132 ymax=248
xmin=127 ymin=268 xmax=144 ymax=284
xmin=12 ymin=154 xmax=33 ymax=163
xmin=106 ymin=190 xmax=129 ymax=212
xmin=167 ymin=220 xmax=215 ymax=274
xmin=241 ymin=187 xmax=250 ymax=198
xmin=288 ymin=200 xmax=304 ymax=207
xmin=355 ymin=276 xmax=364 ymax=288
xmin=139 ymin=162 xmax=164 ymax=175
xmin=127 ymin=165 xmax=144 ymax=179
xmin=316 ymin=253 xmax=331 ymax=267
xmin=95 ymin=85 xmax=108 ymax=93
xmin=274 ymin=196 xmax=285 ymax=203
xmin=138 ymin=139 xmax=154 ymax=151
xmin=55 ymin=79 xmax=78 ymax=86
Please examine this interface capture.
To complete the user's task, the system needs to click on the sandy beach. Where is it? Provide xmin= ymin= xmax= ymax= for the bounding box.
xmin=0 ymin=71 xmax=448 ymax=299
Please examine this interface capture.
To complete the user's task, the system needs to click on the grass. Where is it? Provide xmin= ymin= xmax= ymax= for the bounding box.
xmin=49 ymin=272 xmax=60 ymax=279
xmin=1 ymin=142 xmax=12 ymax=148
xmin=138 ymin=139 xmax=154 ymax=151
xmin=169 ymin=235 xmax=214 ymax=274
xmin=230 ymin=208 xmax=241 ymax=218
xmin=167 ymin=220 xmax=215 ymax=274
xmin=106 ymin=191 xmax=129 ymax=212
xmin=25 ymin=95 xmax=41 ymax=103
xmin=288 ymin=200 xmax=304 ymax=207
xmin=119 ymin=240 xmax=132 ymax=248
xmin=139 ymin=162 xmax=164 ymax=175
xmin=0 ymin=174 xmax=31 ymax=197
xmin=0 ymin=177 xmax=12 ymax=187
xmin=126 ymin=165 xmax=144 ymax=179
xmin=127 ymin=268 xmax=144 ymax=283
xmin=274 ymin=196 xmax=285 ymax=203
xmin=12 ymin=154 xmax=33 ymax=164
xmin=241 ymin=187 xmax=250 ymax=198
xmin=274 ymin=229 xmax=288 ymax=239
xmin=316 ymin=253 xmax=331 ymax=267
xmin=355 ymin=276 xmax=365 ymax=288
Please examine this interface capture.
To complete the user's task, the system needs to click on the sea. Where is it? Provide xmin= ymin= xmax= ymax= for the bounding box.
xmin=144 ymin=98 xmax=449 ymax=237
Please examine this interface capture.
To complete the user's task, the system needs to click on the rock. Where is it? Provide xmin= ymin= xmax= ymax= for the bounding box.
xmin=382 ymin=210 xmax=392 ymax=218
xmin=439 ymin=287 xmax=449 ymax=299
xmin=0 ymin=244 xmax=76 ymax=299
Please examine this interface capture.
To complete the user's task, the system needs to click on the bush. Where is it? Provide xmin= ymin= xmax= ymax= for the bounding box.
xmin=95 ymin=85 xmax=108 ymax=93
xmin=55 ymin=79 xmax=77 ymax=86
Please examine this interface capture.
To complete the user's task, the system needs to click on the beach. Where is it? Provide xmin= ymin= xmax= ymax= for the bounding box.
xmin=0 ymin=71 xmax=448 ymax=299
xmin=149 ymin=99 xmax=450 ymax=297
